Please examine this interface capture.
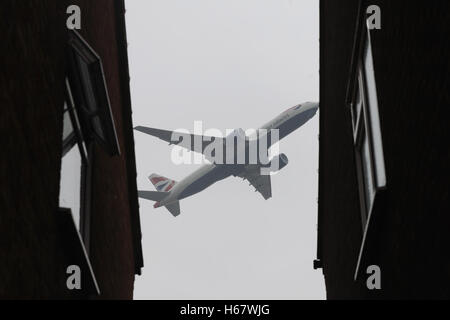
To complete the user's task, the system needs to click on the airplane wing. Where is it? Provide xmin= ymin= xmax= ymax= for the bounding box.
xmin=238 ymin=165 xmax=272 ymax=200
xmin=134 ymin=126 xmax=224 ymax=160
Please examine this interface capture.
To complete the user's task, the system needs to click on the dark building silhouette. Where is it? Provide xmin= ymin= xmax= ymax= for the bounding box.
xmin=316 ymin=0 xmax=450 ymax=299
xmin=0 ymin=1 xmax=143 ymax=299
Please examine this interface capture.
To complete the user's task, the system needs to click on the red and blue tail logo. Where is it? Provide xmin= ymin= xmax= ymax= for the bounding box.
xmin=149 ymin=174 xmax=176 ymax=192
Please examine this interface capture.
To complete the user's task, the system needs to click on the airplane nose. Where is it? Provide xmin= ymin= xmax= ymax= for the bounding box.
xmin=313 ymin=102 xmax=319 ymax=112
xmin=303 ymin=102 xmax=319 ymax=113
xmin=302 ymin=102 xmax=319 ymax=119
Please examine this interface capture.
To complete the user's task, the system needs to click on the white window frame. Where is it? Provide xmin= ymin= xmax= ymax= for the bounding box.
xmin=349 ymin=21 xmax=387 ymax=281
xmin=350 ymin=23 xmax=386 ymax=230
xmin=60 ymin=79 xmax=89 ymax=234
xmin=67 ymin=30 xmax=120 ymax=156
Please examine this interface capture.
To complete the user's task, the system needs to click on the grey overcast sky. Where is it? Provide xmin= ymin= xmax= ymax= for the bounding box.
xmin=125 ymin=0 xmax=325 ymax=299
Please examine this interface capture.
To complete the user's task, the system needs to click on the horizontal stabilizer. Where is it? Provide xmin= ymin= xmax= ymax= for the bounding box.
xmin=134 ymin=126 xmax=174 ymax=143
xmin=138 ymin=190 xmax=169 ymax=202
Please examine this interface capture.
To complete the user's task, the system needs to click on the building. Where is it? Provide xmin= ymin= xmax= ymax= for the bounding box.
xmin=316 ymin=0 xmax=450 ymax=299
xmin=0 ymin=0 xmax=143 ymax=299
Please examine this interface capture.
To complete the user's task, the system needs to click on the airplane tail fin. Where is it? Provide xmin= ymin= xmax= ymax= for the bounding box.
xmin=138 ymin=174 xmax=181 ymax=217
xmin=149 ymin=174 xmax=177 ymax=192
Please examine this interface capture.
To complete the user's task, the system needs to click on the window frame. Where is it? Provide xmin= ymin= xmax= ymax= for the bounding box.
xmin=63 ymin=30 xmax=122 ymax=252
xmin=352 ymin=68 xmax=378 ymax=228
xmin=57 ymin=30 xmax=126 ymax=295
xmin=347 ymin=18 xmax=387 ymax=281
xmin=349 ymin=26 xmax=386 ymax=228
xmin=63 ymin=78 xmax=88 ymax=163
xmin=66 ymin=30 xmax=121 ymax=156
xmin=61 ymin=78 xmax=91 ymax=241
xmin=62 ymin=102 xmax=77 ymax=155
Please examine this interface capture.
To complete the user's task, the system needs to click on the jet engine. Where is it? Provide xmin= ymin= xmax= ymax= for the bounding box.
xmin=268 ymin=153 xmax=289 ymax=172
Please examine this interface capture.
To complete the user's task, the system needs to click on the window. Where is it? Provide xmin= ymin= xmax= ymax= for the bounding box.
xmin=62 ymin=103 xmax=75 ymax=148
xmin=57 ymin=30 xmax=121 ymax=296
xmin=67 ymin=30 xmax=120 ymax=156
xmin=59 ymin=144 xmax=82 ymax=229
xmin=60 ymin=79 xmax=87 ymax=232
xmin=59 ymin=31 xmax=120 ymax=251
xmin=349 ymin=22 xmax=386 ymax=229
xmin=345 ymin=8 xmax=389 ymax=281
xmin=62 ymin=78 xmax=88 ymax=160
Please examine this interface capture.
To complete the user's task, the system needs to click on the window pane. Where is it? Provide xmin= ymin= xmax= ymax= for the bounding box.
xmin=62 ymin=104 xmax=74 ymax=142
xmin=77 ymin=56 xmax=107 ymax=142
xmin=363 ymin=38 xmax=377 ymax=112
xmin=363 ymin=35 xmax=386 ymax=188
xmin=361 ymin=130 xmax=375 ymax=214
xmin=59 ymin=146 xmax=82 ymax=230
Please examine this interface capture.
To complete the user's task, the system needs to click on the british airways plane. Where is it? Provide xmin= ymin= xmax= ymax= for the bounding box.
xmin=135 ymin=102 xmax=318 ymax=217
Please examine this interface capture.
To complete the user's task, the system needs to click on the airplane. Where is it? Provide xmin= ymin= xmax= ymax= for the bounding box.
xmin=134 ymin=101 xmax=319 ymax=217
